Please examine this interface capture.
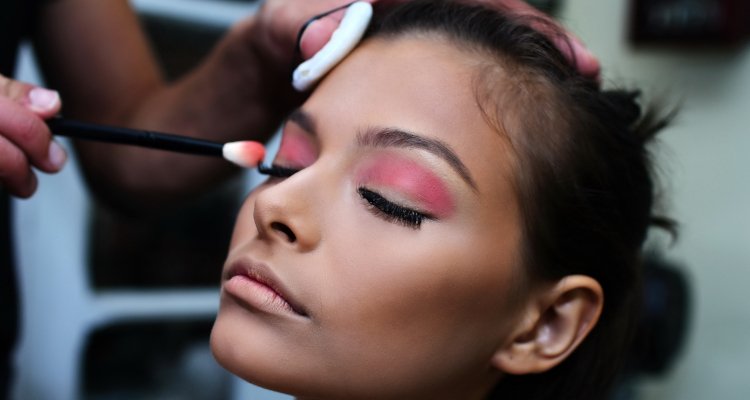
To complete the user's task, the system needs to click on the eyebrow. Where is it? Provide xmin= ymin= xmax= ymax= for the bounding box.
xmin=288 ymin=108 xmax=478 ymax=191
xmin=357 ymin=127 xmax=478 ymax=191
xmin=287 ymin=108 xmax=316 ymax=135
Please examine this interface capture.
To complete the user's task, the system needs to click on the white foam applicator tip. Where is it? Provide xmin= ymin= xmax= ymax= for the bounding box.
xmin=292 ymin=2 xmax=373 ymax=92
xmin=223 ymin=141 xmax=266 ymax=168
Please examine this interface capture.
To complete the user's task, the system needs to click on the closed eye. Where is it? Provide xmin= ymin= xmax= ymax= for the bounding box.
xmin=358 ymin=187 xmax=433 ymax=230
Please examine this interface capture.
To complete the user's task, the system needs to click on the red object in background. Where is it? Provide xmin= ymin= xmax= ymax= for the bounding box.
xmin=629 ymin=0 xmax=750 ymax=45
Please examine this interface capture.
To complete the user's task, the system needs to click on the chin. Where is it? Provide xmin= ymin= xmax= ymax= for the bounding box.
xmin=209 ymin=309 xmax=316 ymax=397
xmin=210 ymin=314 xmax=282 ymax=393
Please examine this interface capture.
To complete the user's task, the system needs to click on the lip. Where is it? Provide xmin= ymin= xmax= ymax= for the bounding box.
xmin=223 ymin=259 xmax=309 ymax=318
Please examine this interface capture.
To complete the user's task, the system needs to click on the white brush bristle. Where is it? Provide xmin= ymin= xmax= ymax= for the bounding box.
xmin=223 ymin=141 xmax=265 ymax=168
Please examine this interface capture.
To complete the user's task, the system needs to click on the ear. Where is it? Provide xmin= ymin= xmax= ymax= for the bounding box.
xmin=491 ymin=275 xmax=603 ymax=375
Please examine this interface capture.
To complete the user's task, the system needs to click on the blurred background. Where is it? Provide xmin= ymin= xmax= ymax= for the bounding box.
xmin=9 ymin=0 xmax=750 ymax=399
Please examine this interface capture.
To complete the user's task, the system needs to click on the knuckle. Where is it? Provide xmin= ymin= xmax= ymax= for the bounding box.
xmin=0 ymin=139 xmax=27 ymax=172
xmin=0 ymin=76 xmax=21 ymax=100
xmin=0 ymin=139 xmax=32 ymax=194
xmin=7 ymin=79 xmax=32 ymax=103
xmin=0 ymin=75 xmax=35 ymax=103
xmin=15 ymin=114 xmax=46 ymax=149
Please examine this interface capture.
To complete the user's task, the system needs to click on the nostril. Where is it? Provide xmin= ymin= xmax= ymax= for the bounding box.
xmin=270 ymin=221 xmax=297 ymax=243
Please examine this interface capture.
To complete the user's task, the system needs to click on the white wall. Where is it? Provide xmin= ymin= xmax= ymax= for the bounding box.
xmin=560 ymin=1 xmax=750 ymax=399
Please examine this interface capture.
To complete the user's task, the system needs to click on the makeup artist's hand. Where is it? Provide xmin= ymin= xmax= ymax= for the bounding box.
xmin=253 ymin=0 xmax=599 ymax=80
xmin=0 ymin=74 xmax=67 ymax=197
xmin=478 ymin=0 xmax=600 ymax=79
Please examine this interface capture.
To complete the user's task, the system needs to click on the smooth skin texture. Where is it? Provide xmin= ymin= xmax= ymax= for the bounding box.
xmin=0 ymin=76 xmax=65 ymax=197
xmin=1 ymin=0 xmax=598 ymax=209
xmin=211 ymin=35 xmax=602 ymax=400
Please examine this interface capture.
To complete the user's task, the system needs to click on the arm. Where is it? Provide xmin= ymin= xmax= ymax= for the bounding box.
xmin=30 ymin=0 xmax=597 ymax=213
xmin=32 ymin=0 xmax=275 ymax=211
xmin=30 ymin=0 xmax=363 ymax=212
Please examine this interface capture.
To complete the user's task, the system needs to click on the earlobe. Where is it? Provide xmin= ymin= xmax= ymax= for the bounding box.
xmin=492 ymin=275 xmax=603 ymax=375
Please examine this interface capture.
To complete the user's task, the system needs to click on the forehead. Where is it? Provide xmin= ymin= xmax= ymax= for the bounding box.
xmin=310 ymin=35 xmax=480 ymax=131
xmin=305 ymin=35 xmax=517 ymax=193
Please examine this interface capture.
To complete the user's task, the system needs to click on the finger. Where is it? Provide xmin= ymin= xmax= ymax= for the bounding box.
xmin=297 ymin=0 xmax=601 ymax=78
xmin=299 ymin=14 xmax=342 ymax=60
xmin=497 ymin=0 xmax=600 ymax=79
xmin=0 ymin=74 xmax=61 ymax=118
xmin=293 ymin=2 xmax=373 ymax=91
xmin=26 ymin=87 xmax=62 ymax=118
xmin=298 ymin=1 xmax=367 ymax=60
xmin=0 ymin=134 xmax=38 ymax=198
xmin=526 ymin=19 xmax=600 ymax=80
xmin=567 ymin=38 xmax=600 ymax=80
xmin=0 ymin=96 xmax=67 ymax=173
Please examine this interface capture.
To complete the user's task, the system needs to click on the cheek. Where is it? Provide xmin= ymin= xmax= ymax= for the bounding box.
xmin=311 ymin=227 xmax=521 ymax=390
xmin=321 ymin=221 xmax=519 ymax=337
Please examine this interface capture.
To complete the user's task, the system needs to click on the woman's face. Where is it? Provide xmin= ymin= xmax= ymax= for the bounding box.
xmin=211 ymin=35 xmax=524 ymax=399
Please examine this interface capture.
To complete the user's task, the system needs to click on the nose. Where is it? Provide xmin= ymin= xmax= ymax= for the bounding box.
xmin=252 ymin=179 xmax=321 ymax=252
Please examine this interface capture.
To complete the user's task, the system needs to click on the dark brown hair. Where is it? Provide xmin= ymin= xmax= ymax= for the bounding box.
xmin=372 ymin=1 xmax=674 ymax=399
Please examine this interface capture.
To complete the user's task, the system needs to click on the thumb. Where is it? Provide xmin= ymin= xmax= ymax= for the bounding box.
xmin=299 ymin=16 xmax=341 ymax=60
xmin=298 ymin=0 xmax=377 ymax=60
xmin=0 ymin=74 xmax=61 ymax=118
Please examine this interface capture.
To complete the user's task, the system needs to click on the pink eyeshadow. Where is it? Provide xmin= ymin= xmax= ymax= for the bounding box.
xmin=357 ymin=156 xmax=455 ymax=217
xmin=276 ymin=131 xmax=317 ymax=166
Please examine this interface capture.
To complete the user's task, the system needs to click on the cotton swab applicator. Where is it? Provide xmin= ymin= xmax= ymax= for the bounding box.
xmin=292 ymin=2 xmax=373 ymax=91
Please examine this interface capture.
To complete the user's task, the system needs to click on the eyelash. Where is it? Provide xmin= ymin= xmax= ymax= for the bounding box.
xmin=358 ymin=187 xmax=431 ymax=230
xmin=257 ymin=164 xmax=431 ymax=230
xmin=258 ymin=164 xmax=301 ymax=178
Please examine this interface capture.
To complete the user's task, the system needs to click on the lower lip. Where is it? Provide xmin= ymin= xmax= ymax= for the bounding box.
xmin=224 ymin=275 xmax=298 ymax=316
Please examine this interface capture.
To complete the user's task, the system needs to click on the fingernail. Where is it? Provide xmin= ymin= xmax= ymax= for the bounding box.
xmin=28 ymin=87 xmax=60 ymax=112
xmin=48 ymin=140 xmax=67 ymax=170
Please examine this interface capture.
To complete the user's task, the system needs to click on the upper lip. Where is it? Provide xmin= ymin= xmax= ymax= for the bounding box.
xmin=224 ymin=259 xmax=309 ymax=317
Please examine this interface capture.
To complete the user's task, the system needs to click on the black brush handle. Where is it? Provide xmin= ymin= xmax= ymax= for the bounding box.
xmin=47 ymin=117 xmax=223 ymax=156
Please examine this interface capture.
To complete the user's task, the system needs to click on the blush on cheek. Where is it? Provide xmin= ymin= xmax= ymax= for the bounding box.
xmin=276 ymin=132 xmax=318 ymax=166
xmin=358 ymin=157 xmax=455 ymax=218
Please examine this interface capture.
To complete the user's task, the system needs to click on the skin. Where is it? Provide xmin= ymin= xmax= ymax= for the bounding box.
xmin=0 ymin=0 xmax=598 ymax=209
xmin=0 ymin=1 xmax=603 ymax=395
xmin=211 ymin=35 xmax=527 ymax=399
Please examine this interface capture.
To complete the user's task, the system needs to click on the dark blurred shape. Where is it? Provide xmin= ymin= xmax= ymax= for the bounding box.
xmin=138 ymin=0 xmax=261 ymax=80
xmin=140 ymin=13 xmax=225 ymax=81
xmin=0 ymin=192 xmax=17 ymax=400
xmin=612 ymin=254 xmax=692 ymax=400
xmin=629 ymin=255 xmax=691 ymax=375
xmin=629 ymin=0 xmax=750 ymax=45
xmin=88 ymin=178 xmax=243 ymax=289
xmin=83 ymin=320 xmax=230 ymax=400
xmin=89 ymin=10 xmax=252 ymax=290
xmin=526 ymin=0 xmax=562 ymax=14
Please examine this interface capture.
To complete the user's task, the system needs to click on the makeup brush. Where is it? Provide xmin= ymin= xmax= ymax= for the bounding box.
xmin=47 ymin=117 xmax=265 ymax=168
